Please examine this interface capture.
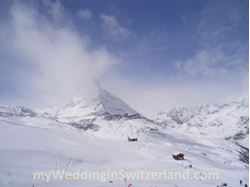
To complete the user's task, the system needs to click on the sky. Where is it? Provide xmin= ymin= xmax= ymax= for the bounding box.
xmin=0 ymin=0 xmax=248 ymax=111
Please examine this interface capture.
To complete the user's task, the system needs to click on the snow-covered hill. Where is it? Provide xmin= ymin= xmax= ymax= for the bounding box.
xmin=0 ymin=86 xmax=248 ymax=187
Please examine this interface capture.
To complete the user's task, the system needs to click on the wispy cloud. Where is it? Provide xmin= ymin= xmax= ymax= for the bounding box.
xmin=78 ymin=9 xmax=92 ymax=20
xmin=173 ymin=0 xmax=248 ymax=82
xmin=43 ymin=0 xmax=64 ymax=21
xmin=100 ymin=14 xmax=130 ymax=41
xmin=175 ymin=45 xmax=248 ymax=82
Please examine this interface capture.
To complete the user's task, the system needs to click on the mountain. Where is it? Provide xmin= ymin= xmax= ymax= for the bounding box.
xmin=0 ymin=87 xmax=248 ymax=187
xmin=148 ymin=96 xmax=249 ymax=144
xmin=40 ymin=85 xmax=159 ymax=140
xmin=55 ymin=85 xmax=137 ymax=120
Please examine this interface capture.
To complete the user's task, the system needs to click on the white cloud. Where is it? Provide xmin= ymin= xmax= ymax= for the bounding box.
xmin=3 ymin=2 xmax=117 ymax=107
xmin=78 ymin=9 xmax=92 ymax=20
xmin=100 ymin=14 xmax=129 ymax=41
xmin=176 ymin=49 xmax=225 ymax=78
xmin=175 ymin=47 xmax=247 ymax=81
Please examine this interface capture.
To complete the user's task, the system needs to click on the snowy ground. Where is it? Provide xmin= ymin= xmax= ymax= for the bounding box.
xmin=0 ymin=114 xmax=248 ymax=187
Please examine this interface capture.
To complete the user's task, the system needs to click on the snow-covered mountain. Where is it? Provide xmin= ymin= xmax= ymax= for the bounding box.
xmin=56 ymin=85 xmax=138 ymax=120
xmin=41 ymin=85 xmax=158 ymax=140
xmin=0 ymin=86 xmax=248 ymax=187
xmin=148 ymin=96 xmax=249 ymax=144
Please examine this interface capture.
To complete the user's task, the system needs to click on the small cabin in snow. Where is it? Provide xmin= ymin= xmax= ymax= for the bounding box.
xmin=127 ymin=136 xmax=138 ymax=142
xmin=172 ymin=153 xmax=184 ymax=160
xmin=127 ymin=128 xmax=138 ymax=142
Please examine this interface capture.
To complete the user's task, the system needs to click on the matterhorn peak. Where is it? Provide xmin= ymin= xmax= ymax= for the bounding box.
xmin=55 ymin=84 xmax=137 ymax=121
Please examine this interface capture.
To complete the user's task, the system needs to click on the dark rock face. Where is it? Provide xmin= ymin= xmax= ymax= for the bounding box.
xmin=239 ymin=116 xmax=249 ymax=134
xmin=224 ymin=136 xmax=232 ymax=140
xmin=0 ymin=106 xmax=37 ymax=117
xmin=237 ymin=144 xmax=249 ymax=164
xmin=16 ymin=107 xmax=37 ymax=117
xmin=233 ymin=132 xmax=246 ymax=140
xmin=69 ymin=119 xmax=99 ymax=131
xmin=239 ymin=116 xmax=249 ymax=125
xmin=103 ymin=113 xmax=142 ymax=120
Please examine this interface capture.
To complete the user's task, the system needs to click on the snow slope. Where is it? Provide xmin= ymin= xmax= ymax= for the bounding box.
xmin=0 ymin=88 xmax=248 ymax=187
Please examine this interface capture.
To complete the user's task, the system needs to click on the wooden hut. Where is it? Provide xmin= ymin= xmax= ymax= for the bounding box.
xmin=127 ymin=136 xmax=138 ymax=142
xmin=172 ymin=153 xmax=184 ymax=160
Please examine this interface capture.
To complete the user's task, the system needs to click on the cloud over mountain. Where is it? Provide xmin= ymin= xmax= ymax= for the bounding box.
xmin=1 ymin=2 xmax=117 ymax=107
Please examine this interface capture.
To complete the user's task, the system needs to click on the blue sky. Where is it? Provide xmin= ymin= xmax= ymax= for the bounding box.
xmin=0 ymin=0 xmax=248 ymax=110
xmin=66 ymin=0 xmax=248 ymax=79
